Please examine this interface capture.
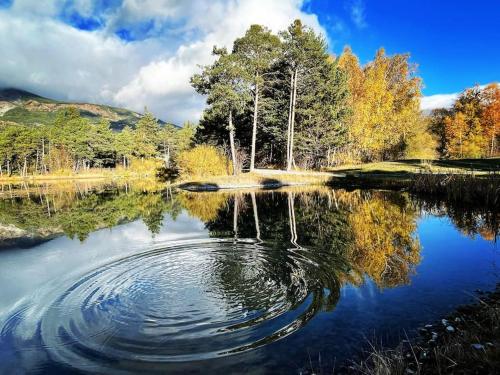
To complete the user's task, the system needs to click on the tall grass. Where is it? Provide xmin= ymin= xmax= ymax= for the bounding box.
xmin=410 ymin=173 xmax=500 ymax=209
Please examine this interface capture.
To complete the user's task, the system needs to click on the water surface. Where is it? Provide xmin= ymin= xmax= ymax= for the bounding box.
xmin=0 ymin=182 xmax=498 ymax=374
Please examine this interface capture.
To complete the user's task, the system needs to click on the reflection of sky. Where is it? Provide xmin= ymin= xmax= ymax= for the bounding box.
xmin=268 ymin=215 xmax=499 ymax=369
xmin=0 ymin=207 xmax=499 ymax=373
xmin=0 ymin=212 xmax=208 ymax=317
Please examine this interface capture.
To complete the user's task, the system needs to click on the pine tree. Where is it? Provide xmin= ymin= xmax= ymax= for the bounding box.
xmin=233 ymin=25 xmax=282 ymax=171
xmin=191 ymin=47 xmax=250 ymax=174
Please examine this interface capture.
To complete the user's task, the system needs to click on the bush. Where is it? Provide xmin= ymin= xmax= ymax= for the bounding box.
xmin=176 ymin=145 xmax=233 ymax=178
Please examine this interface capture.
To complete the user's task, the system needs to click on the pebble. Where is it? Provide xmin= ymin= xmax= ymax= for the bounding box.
xmin=471 ymin=343 xmax=485 ymax=351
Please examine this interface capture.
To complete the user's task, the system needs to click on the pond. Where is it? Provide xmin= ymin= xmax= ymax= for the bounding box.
xmin=0 ymin=182 xmax=498 ymax=374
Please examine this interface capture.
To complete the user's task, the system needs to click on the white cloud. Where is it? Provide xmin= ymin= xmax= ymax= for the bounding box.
xmin=420 ymin=93 xmax=458 ymax=112
xmin=0 ymin=0 xmax=324 ymax=125
xmin=348 ymin=0 xmax=366 ymax=29
xmin=420 ymin=84 xmax=493 ymax=112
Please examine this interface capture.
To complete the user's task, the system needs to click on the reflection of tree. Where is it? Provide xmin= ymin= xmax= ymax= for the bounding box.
xmin=0 ymin=183 xmax=182 ymax=242
xmin=204 ymin=189 xmax=426 ymax=298
xmin=347 ymin=192 xmax=421 ymax=288
xmin=177 ymin=191 xmax=229 ymax=222
xmin=414 ymin=196 xmax=499 ymax=242
xmin=205 ymin=190 xmax=352 ymax=313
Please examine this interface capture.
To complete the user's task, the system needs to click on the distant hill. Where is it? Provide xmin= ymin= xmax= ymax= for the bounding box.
xmin=0 ymin=88 xmax=175 ymax=130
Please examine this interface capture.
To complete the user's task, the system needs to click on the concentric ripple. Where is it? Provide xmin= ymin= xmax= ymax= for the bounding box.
xmin=32 ymin=239 xmax=325 ymax=370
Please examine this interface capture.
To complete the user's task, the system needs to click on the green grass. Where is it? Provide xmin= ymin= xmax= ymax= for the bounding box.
xmin=329 ymin=158 xmax=500 ymax=176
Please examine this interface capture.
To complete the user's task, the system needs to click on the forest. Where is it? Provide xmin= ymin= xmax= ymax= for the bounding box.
xmin=191 ymin=20 xmax=499 ymax=173
xmin=0 ymin=108 xmax=194 ymax=176
xmin=0 ymin=19 xmax=498 ymax=177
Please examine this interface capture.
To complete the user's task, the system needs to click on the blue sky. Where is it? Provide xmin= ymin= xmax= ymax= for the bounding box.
xmin=0 ymin=0 xmax=498 ymax=122
xmin=306 ymin=0 xmax=500 ymax=95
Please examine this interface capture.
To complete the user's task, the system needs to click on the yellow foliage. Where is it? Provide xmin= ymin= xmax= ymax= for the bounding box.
xmin=178 ymin=191 xmax=229 ymax=222
xmin=126 ymin=157 xmax=163 ymax=175
xmin=348 ymin=194 xmax=421 ymax=288
xmin=176 ymin=145 xmax=233 ymax=178
xmin=339 ymin=47 xmax=423 ymax=161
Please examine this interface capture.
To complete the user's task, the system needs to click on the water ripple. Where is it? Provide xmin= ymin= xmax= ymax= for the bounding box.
xmin=2 ymin=239 xmax=330 ymax=372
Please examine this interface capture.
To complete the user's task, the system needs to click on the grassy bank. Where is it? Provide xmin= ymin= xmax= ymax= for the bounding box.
xmin=178 ymin=169 xmax=341 ymax=191
xmin=329 ymin=158 xmax=500 ymax=176
xmin=0 ymin=163 xmax=160 ymax=183
xmin=347 ymin=285 xmax=500 ymax=375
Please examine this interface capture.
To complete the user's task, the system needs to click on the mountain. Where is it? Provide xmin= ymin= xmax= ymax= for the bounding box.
xmin=0 ymin=88 xmax=174 ymax=130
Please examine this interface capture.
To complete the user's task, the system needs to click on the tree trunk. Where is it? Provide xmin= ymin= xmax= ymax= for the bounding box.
xmin=288 ymin=192 xmax=298 ymax=246
xmin=251 ymin=192 xmax=260 ymax=241
xmin=233 ymin=195 xmax=238 ymax=239
xmin=287 ymin=69 xmax=298 ymax=171
xmin=228 ymin=111 xmax=238 ymax=175
xmin=23 ymin=157 xmax=27 ymax=177
xmin=6 ymin=160 xmax=10 ymax=176
xmin=250 ymin=78 xmax=259 ymax=171
xmin=286 ymin=71 xmax=294 ymax=170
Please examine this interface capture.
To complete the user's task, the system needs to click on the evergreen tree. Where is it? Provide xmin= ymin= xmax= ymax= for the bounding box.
xmin=191 ymin=47 xmax=250 ymax=174
xmin=281 ymin=20 xmax=350 ymax=169
xmin=134 ymin=110 xmax=160 ymax=159
xmin=233 ymin=25 xmax=282 ymax=171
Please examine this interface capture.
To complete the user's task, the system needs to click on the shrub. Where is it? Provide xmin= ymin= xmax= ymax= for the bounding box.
xmin=176 ymin=145 xmax=233 ymax=178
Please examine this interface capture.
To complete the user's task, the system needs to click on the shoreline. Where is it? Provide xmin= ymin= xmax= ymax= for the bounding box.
xmin=343 ymin=285 xmax=500 ymax=374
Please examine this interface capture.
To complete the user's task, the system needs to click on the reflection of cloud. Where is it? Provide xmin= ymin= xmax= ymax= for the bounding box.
xmin=0 ymin=212 xmax=209 ymax=318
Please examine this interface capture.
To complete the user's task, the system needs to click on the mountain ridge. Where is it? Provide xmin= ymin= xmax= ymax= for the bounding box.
xmin=0 ymin=88 xmax=176 ymax=130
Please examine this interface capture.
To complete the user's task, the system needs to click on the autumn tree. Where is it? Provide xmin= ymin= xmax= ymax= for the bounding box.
xmin=481 ymin=83 xmax=500 ymax=156
xmin=338 ymin=47 xmax=423 ymax=161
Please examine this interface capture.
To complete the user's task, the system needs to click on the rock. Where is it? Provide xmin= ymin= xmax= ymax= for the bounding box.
xmin=424 ymin=324 xmax=433 ymax=329
xmin=471 ymin=343 xmax=485 ymax=351
xmin=454 ymin=317 xmax=461 ymax=322
xmin=441 ymin=319 xmax=449 ymax=326
xmin=446 ymin=326 xmax=455 ymax=333
xmin=431 ymin=332 xmax=438 ymax=340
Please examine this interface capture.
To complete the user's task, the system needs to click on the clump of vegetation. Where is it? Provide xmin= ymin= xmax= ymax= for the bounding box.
xmin=176 ymin=145 xmax=233 ymax=178
xmin=410 ymin=173 xmax=500 ymax=209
